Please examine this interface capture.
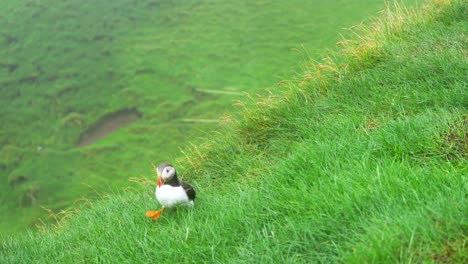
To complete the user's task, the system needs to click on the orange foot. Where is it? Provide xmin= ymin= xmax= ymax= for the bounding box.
xmin=145 ymin=208 xmax=166 ymax=221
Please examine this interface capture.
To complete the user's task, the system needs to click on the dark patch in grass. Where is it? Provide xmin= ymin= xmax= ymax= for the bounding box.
xmin=8 ymin=175 xmax=28 ymax=188
xmin=93 ymin=34 xmax=114 ymax=42
xmin=57 ymin=85 xmax=79 ymax=97
xmin=101 ymin=50 xmax=111 ymax=57
xmin=64 ymin=72 xmax=79 ymax=79
xmin=3 ymin=34 xmax=18 ymax=45
xmin=106 ymin=71 xmax=116 ymax=78
xmin=0 ymin=63 xmax=18 ymax=73
xmin=47 ymin=74 xmax=59 ymax=81
xmin=147 ymin=1 xmax=161 ymax=8
xmin=36 ymin=65 xmax=44 ymax=75
xmin=77 ymin=109 xmax=142 ymax=147
xmin=440 ymin=115 xmax=467 ymax=160
xmin=0 ymin=81 xmax=12 ymax=88
xmin=431 ymin=238 xmax=467 ymax=263
xmin=21 ymin=187 xmax=39 ymax=208
xmin=135 ymin=68 xmax=155 ymax=75
xmin=18 ymin=75 xmax=38 ymax=84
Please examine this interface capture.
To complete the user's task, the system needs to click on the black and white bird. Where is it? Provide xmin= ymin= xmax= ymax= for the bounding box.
xmin=145 ymin=162 xmax=196 ymax=220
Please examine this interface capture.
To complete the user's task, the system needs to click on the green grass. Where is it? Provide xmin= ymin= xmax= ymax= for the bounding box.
xmin=0 ymin=0 xmax=395 ymax=234
xmin=1 ymin=0 xmax=466 ymax=262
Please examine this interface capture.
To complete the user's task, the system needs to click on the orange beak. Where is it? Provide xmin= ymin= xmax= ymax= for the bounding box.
xmin=157 ymin=176 xmax=163 ymax=187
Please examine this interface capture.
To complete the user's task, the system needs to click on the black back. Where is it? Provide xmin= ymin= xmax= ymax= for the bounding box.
xmin=182 ymin=182 xmax=196 ymax=201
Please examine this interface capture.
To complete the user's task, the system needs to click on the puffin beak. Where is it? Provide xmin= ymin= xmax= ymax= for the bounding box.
xmin=157 ymin=176 xmax=163 ymax=187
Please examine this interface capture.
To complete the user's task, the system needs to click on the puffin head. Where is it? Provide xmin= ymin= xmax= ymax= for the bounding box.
xmin=157 ymin=162 xmax=176 ymax=184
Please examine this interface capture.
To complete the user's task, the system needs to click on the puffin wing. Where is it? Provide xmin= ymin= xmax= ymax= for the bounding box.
xmin=181 ymin=182 xmax=196 ymax=201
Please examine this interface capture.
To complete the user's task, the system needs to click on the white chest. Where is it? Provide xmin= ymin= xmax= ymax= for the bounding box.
xmin=156 ymin=185 xmax=192 ymax=208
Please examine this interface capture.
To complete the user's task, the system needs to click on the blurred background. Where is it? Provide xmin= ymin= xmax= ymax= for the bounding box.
xmin=0 ymin=0 xmax=417 ymax=235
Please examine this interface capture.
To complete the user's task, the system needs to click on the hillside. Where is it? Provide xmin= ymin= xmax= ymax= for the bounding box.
xmin=1 ymin=0 xmax=467 ymax=262
xmin=0 ymin=0 xmax=390 ymax=235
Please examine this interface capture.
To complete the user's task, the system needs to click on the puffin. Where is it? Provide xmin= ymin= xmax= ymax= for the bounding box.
xmin=145 ymin=162 xmax=196 ymax=220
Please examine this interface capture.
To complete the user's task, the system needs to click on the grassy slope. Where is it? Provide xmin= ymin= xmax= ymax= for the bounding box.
xmin=0 ymin=0 xmax=389 ymax=234
xmin=1 ymin=0 xmax=466 ymax=262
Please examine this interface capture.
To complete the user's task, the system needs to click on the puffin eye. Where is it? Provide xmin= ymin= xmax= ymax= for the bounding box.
xmin=166 ymin=169 xmax=169 ymax=173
